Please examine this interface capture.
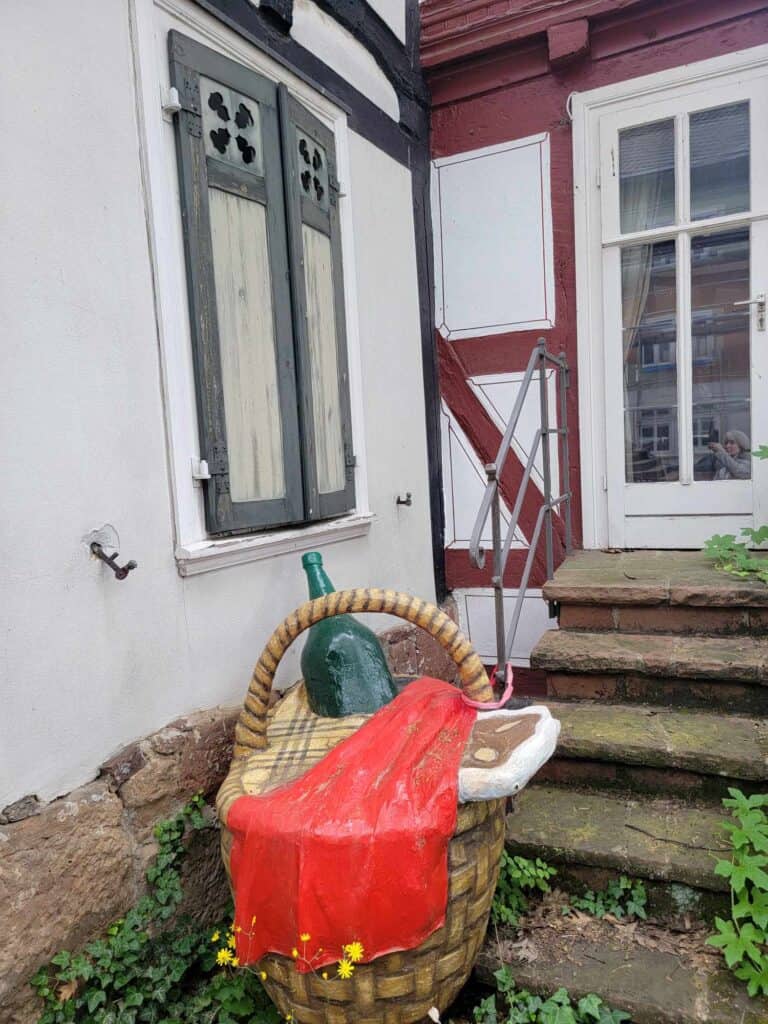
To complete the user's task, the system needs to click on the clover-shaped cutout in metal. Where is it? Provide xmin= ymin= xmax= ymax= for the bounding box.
xmin=234 ymin=103 xmax=254 ymax=130
xmin=299 ymin=138 xmax=311 ymax=165
xmin=236 ymin=134 xmax=256 ymax=165
xmin=210 ymin=127 xmax=231 ymax=154
xmin=301 ymin=170 xmax=312 ymax=193
xmin=313 ymin=177 xmax=324 ymax=202
xmin=312 ymin=148 xmax=323 ymax=171
xmin=208 ymin=91 xmax=230 ymax=122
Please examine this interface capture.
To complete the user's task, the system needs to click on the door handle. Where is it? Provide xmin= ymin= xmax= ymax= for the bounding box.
xmin=733 ymin=291 xmax=766 ymax=331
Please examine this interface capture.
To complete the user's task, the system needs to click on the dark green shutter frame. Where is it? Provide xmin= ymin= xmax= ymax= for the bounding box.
xmin=169 ymin=31 xmax=304 ymax=534
xmin=278 ymin=87 xmax=356 ymax=520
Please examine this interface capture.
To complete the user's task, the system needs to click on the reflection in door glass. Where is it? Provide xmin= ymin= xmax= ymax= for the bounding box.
xmin=690 ymin=102 xmax=749 ymax=221
xmin=622 ymin=240 xmax=678 ymax=482
xmin=619 ymin=119 xmax=675 ymax=233
xmin=692 ymin=230 xmax=751 ymax=481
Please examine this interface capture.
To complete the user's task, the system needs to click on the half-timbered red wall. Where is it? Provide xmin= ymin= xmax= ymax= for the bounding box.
xmin=423 ymin=0 xmax=768 ymax=600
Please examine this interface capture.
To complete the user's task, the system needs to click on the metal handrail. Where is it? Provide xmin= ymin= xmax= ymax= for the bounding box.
xmin=469 ymin=337 xmax=572 ymax=684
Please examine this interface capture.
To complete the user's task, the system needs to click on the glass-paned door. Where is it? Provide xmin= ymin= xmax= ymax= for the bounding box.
xmin=599 ymin=73 xmax=768 ymax=547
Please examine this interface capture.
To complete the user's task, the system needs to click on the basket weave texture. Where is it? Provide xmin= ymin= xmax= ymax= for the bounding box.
xmin=217 ymin=588 xmax=504 ymax=1024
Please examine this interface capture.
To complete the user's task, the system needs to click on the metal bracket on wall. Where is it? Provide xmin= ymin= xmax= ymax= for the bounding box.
xmin=90 ymin=542 xmax=138 ymax=581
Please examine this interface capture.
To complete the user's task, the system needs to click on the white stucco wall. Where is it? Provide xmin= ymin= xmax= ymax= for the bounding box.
xmin=0 ymin=0 xmax=432 ymax=807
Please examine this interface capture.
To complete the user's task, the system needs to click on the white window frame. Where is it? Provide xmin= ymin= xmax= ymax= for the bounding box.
xmin=572 ymin=43 xmax=768 ymax=548
xmin=129 ymin=0 xmax=371 ymax=575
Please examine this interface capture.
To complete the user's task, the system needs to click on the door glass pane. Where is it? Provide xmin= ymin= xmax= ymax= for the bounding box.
xmin=690 ymin=102 xmax=749 ymax=221
xmin=691 ymin=229 xmax=751 ymax=481
xmin=622 ymin=240 xmax=678 ymax=482
xmin=619 ymin=119 xmax=675 ymax=233
xmin=302 ymin=224 xmax=345 ymax=494
xmin=209 ymin=187 xmax=286 ymax=502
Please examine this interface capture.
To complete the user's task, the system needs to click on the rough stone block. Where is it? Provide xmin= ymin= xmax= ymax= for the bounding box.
xmin=0 ymin=782 xmax=134 ymax=1022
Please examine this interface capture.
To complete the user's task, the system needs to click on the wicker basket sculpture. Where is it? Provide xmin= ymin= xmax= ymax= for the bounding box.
xmin=217 ymin=588 xmax=505 ymax=1024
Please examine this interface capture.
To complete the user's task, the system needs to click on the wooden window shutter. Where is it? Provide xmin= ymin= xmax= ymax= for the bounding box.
xmin=278 ymin=86 xmax=356 ymax=520
xmin=169 ymin=32 xmax=304 ymax=535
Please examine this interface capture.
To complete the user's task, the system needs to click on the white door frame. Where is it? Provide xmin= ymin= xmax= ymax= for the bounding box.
xmin=572 ymin=44 xmax=768 ymax=549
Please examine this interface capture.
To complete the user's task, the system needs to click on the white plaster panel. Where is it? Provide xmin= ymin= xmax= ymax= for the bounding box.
xmin=440 ymin=404 xmax=526 ymax=549
xmin=432 ymin=135 xmax=556 ymax=339
xmin=291 ymin=0 xmax=400 ymax=120
xmin=467 ymin=371 xmax=561 ymax=498
xmin=455 ymin=589 xmax=557 ymax=667
xmin=0 ymin=1 xmax=431 ymax=807
xmin=366 ymin=0 xmax=406 ymax=43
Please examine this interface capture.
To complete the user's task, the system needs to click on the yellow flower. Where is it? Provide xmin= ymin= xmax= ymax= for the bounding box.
xmin=260 ymin=971 xmax=267 ymax=981
xmin=231 ymin=957 xmax=240 ymax=968
xmin=228 ymin=934 xmax=237 ymax=949
xmin=343 ymin=941 xmax=364 ymax=963
xmin=285 ymin=1016 xmax=292 ymax=1021
xmin=321 ymin=972 xmax=328 ymax=981
xmin=291 ymin=948 xmax=299 ymax=959
xmin=216 ymin=948 xmax=234 ymax=966
xmin=337 ymin=958 xmax=355 ymax=979
xmin=300 ymin=932 xmax=311 ymax=942
xmin=235 ymin=924 xmax=243 ymax=933
xmin=210 ymin=930 xmax=220 ymax=943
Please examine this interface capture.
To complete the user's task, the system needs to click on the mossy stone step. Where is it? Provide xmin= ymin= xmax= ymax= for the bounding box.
xmin=533 ymin=630 xmax=768 ymax=684
xmin=506 ymin=785 xmax=729 ymax=893
xmin=549 ymin=701 xmax=768 ymax=780
xmin=474 ymin=913 xmax=768 ymax=1024
xmin=543 ymin=549 xmax=768 ymax=607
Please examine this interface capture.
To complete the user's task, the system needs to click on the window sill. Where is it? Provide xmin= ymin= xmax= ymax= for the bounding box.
xmin=175 ymin=513 xmax=374 ymax=577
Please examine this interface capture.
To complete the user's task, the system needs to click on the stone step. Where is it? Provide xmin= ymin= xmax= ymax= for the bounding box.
xmin=505 ymin=785 xmax=729 ymax=894
xmin=558 ymin=601 xmax=768 ymax=635
xmin=474 ymin=912 xmax=768 ymax=1024
xmin=533 ymin=630 xmax=768 ymax=713
xmin=543 ymin=549 xmax=768 ymax=609
xmin=534 ymin=630 xmax=768 ymax=683
xmin=547 ymin=700 xmax=767 ymax=784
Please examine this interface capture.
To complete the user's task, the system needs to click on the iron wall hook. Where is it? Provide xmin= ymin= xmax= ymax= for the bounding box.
xmin=90 ymin=542 xmax=138 ymax=581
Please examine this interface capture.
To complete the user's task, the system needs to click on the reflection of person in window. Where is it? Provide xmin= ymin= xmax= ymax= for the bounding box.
xmin=709 ymin=431 xmax=751 ymax=480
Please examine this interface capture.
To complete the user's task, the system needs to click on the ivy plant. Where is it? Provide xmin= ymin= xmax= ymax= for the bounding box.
xmin=472 ymin=966 xmax=631 ymax=1024
xmin=567 ymin=876 xmax=647 ymax=922
xmin=491 ymin=853 xmax=557 ymax=928
xmin=704 ymin=444 xmax=768 ymax=585
xmin=707 ymin=788 xmax=768 ymax=998
xmin=31 ymin=796 xmax=279 ymax=1024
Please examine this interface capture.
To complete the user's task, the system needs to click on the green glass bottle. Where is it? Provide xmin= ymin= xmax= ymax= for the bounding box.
xmin=300 ymin=551 xmax=398 ymax=717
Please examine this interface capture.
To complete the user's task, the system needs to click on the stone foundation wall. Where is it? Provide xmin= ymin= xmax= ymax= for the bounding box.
xmin=0 ymin=613 xmax=460 ymax=1023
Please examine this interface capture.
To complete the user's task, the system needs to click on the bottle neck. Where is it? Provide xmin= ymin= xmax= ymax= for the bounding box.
xmin=304 ymin=562 xmax=336 ymax=599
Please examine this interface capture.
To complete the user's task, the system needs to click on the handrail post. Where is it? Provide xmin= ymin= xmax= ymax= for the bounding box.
xmin=559 ymin=350 xmax=573 ymax=555
xmin=487 ymin=463 xmax=505 ymax=687
xmin=538 ymin=338 xmax=554 ymax=581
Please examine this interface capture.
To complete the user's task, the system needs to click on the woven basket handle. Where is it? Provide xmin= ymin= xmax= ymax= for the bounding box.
xmin=233 ymin=588 xmax=493 ymax=758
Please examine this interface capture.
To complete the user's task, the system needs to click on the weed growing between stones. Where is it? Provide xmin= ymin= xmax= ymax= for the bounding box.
xmin=470 ymin=965 xmax=631 ymax=1024
xmin=704 ymin=444 xmax=768 ymax=584
xmin=566 ymin=876 xmax=648 ymax=922
xmin=707 ymin=788 xmax=768 ymax=997
xmin=30 ymin=796 xmax=279 ymax=1024
xmin=490 ymin=853 xmax=557 ymax=928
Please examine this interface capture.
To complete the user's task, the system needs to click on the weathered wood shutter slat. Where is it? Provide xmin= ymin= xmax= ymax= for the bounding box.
xmin=279 ymin=86 xmax=356 ymax=521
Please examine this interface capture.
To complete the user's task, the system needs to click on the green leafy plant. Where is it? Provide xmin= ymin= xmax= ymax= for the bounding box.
xmin=567 ymin=876 xmax=647 ymax=922
xmin=704 ymin=445 xmax=768 ymax=585
xmin=472 ymin=966 xmax=631 ymax=1024
xmin=707 ymin=788 xmax=768 ymax=998
xmin=491 ymin=853 xmax=557 ymax=928
xmin=31 ymin=796 xmax=279 ymax=1024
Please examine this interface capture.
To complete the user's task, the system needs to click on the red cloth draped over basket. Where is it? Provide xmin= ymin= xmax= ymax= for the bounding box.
xmin=228 ymin=677 xmax=477 ymax=970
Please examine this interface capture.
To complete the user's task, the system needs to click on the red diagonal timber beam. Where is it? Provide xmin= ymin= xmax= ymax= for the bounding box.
xmin=438 ymin=333 xmax=565 ymax=590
